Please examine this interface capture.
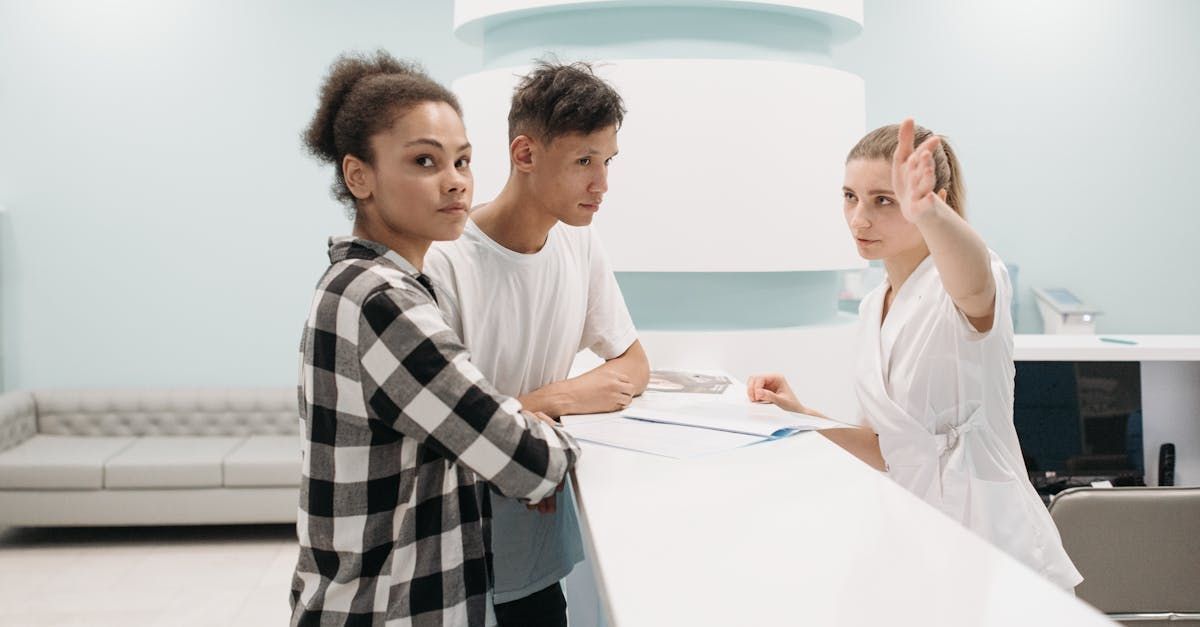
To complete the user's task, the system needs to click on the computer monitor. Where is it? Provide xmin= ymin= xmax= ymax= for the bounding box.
xmin=1013 ymin=361 xmax=1145 ymax=497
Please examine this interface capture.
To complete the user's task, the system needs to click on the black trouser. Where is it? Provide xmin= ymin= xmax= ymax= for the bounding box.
xmin=494 ymin=582 xmax=567 ymax=627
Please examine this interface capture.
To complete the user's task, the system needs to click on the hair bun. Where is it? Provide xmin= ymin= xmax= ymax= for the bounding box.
xmin=302 ymin=50 xmax=421 ymax=163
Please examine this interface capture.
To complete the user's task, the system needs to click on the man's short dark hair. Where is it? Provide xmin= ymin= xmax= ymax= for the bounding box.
xmin=508 ymin=60 xmax=626 ymax=143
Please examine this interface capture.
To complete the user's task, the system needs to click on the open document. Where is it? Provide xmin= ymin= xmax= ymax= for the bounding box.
xmin=623 ymin=401 xmax=846 ymax=438
xmin=562 ymin=384 xmax=852 ymax=458
xmin=563 ymin=418 xmax=763 ymax=459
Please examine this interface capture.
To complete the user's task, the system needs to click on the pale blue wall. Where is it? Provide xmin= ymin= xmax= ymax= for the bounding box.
xmin=2 ymin=0 xmax=1197 ymax=391
xmin=834 ymin=0 xmax=1200 ymax=332
xmin=0 ymin=1 xmax=479 ymax=390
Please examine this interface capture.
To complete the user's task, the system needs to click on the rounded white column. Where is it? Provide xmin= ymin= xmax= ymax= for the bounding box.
xmin=455 ymin=58 xmax=864 ymax=272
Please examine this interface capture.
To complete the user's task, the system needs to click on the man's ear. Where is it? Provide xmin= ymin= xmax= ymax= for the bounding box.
xmin=343 ymin=154 xmax=374 ymax=200
xmin=510 ymin=135 xmax=536 ymax=173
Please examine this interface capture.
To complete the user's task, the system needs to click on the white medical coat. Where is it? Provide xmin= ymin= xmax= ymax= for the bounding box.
xmin=855 ymin=251 xmax=1082 ymax=589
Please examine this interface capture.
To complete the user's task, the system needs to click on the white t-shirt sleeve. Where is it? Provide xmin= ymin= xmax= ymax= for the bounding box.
xmin=579 ymin=228 xmax=639 ymax=359
xmin=421 ymin=245 xmax=467 ymax=339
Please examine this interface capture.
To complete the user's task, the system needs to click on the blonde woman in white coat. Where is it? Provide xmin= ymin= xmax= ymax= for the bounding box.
xmin=748 ymin=119 xmax=1082 ymax=590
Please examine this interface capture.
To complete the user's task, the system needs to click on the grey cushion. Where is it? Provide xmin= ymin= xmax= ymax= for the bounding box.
xmin=0 ymin=435 xmax=137 ymax=489
xmin=0 ymin=391 xmax=36 ymax=454
xmin=104 ymin=436 xmax=246 ymax=488
xmin=33 ymin=388 xmax=299 ymax=437
xmin=223 ymin=435 xmax=301 ymax=487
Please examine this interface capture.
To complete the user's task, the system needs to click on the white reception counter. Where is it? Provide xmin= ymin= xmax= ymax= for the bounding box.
xmin=561 ymin=387 xmax=1112 ymax=626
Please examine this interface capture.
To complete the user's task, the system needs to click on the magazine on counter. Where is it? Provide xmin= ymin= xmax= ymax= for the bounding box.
xmin=645 ymin=370 xmax=731 ymax=394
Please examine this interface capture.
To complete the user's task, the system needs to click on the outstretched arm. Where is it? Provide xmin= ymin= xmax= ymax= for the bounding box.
xmin=892 ymin=118 xmax=996 ymax=332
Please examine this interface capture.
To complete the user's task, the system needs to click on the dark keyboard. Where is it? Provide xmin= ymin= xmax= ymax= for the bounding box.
xmin=1029 ymin=472 xmax=1144 ymax=497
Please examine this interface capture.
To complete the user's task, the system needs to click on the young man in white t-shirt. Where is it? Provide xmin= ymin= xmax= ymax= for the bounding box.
xmin=424 ymin=61 xmax=649 ymax=627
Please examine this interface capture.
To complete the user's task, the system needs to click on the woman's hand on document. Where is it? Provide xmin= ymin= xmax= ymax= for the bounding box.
xmin=746 ymin=374 xmax=807 ymax=414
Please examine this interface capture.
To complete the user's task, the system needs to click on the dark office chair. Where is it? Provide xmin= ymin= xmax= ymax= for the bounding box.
xmin=1049 ymin=487 xmax=1200 ymax=626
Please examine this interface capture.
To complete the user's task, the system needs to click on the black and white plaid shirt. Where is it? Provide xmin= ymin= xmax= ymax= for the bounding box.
xmin=291 ymin=236 xmax=581 ymax=627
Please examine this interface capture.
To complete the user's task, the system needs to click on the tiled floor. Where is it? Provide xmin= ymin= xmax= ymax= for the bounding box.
xmin=0 ymin=524 xmax=298 ymax=626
